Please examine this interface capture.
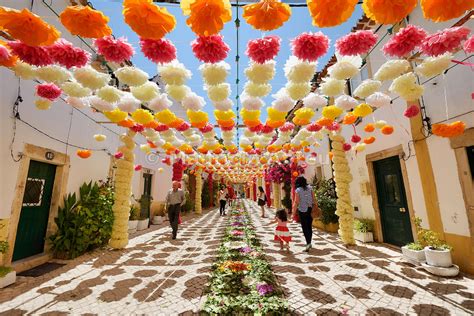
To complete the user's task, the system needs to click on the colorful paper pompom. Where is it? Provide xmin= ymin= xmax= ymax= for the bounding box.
xmin=364 ymin=123 xmax=375 ymax=133
xmin=307 ymin=0 xmax=358 ymax=27
xmin=36 ymin=83 xmax=61 ymax=101
xmin=302 ymin=93 xmax=327 ymax=109
xmin=47 ymin=39 xmax=90 ymax=69
xmin=246 ymin=36 xmax=281 ymax=64
xmin=94 ymin=134 xmax=107 ymax=142
xmin=415 ymin=53 xmax=452 ymax=78
xmin=243 ymin=0 xmax=291 ymax=31
xmin=166 ymin=84 xmax=190 ymax=101
xmin=353 ymin=79 xmax=382 ymax=99
xmin=335 ymin=95 xmax=358 ymax=111
xmin=104 ymin=108 xmax=128 ymax=123
xmin=322 ymin=105 xmax=343 ymax=120
xmin=36 ymin=65 xmax=72 ymax=85
xmin=244 ymin=82 xmax=271 ymax=97
xmin=383 ymin=25 xmax=427 ymax=58
xmin=374 ymin=59 xmax=410 ymax=81
xmin=94 ymin=36 xmax=134 ymax=64
xmin=362 ymin=0 xmax=417 ymax=24
xmin=35 ymin=98 xmax=52 ymax=110
xmin=306 ymin=122 xmax=322 ymax=132
xmin=207 ymin=83 xmax=231 ymax=102
xmin=404 ymin=104 xmax=420 ymax=118
xmin=320 ymin=78 xmax=345 ymax=97
xmin=132 ymin=109 xmax=154 ymax=125
xmin=351 ymin=134 xmax=361 ymax=143
xmin=115 ymin=66 xmax=149 ymax=87
xmin=381 ymin=125 xmax=394 ymax=135
xmin=148 ymin=94 xmax=172 ymax=112
xmin=12 ymin=62 xmax=36 ymax=80
xmin=97 ymin=86 xmax=122 ymax=104
xmin=182 ymin=0 xmax=232 ymax=36
xmin=139 ymin=38 xmax=176 ymax=64
xmin=158 ymin=60 xmax=192 ymax=85
xmin=420 ymin=27 xmax=470 ymax=57
xmin=191 ymin=35 xmax=230 ymax=63
xmin=200 ymin=62 xmax=229 ymax=85
xmin=90 ymin=96 xmax=114 ymax=112
xmin=267 ymin=107 xmax=287 ymax=121
xmin=464 ymin=35 xmax=474 ymax=53
xmin=60 ymin=5 xmax=111 ymax=38
xmin=245 ymin=61 xmax=276 ymax=84
xmin=328 ymin=60 xmax=359 ymax=80
xmin=342 ymin=113 xmax=357 ymax=125
xmin=272 ymin=89 xmax=295 ymax=112
xmin=284 ymin=56 xmax=317 ymax=83
xmin=353 ymin=103 xmax=373 ymax=117
xmin=131 ymin=82 xmax=160 ymax=102
xmin=389 ymin=73 xmax=424 ymax=102
xmin=363 ymin=136 xmax=376 ymax=144
xmin=336 ymin=30 xmax=378 ymax=56
xmin=286 ymin=82 xmax=311 ymax=100
xmin=8 ymin=41 xmax=53 ymax=67
xmin=291 ymin=32 xmax=329 ymax=62
xmin=366 ymin=92 xmax=391 ymax=108
xmin=214 ymin=98 xmax=233 ymax=111
xmin=421 ymin=0 xmax=474 ymax=22
xmin=182 ymin=92 xmax=205 ymax=111
xmin=156 ymin=109 xmax=177 ymax=125
xmin=74 ymin=66 xmax=110 ymax=90
xmin=215 ymin=109 xmax=236 ymax=121
xmin=241 ymin=94 xmax=263 ymax=110
xmin=117 ymin=93 xmax=141 ymax=112
xmin=375 ymin=120 xmax=387 ymax=129
xmin=66 ymin=96 xmax=90 ymax=109
xmin=61 ymin=82 xmax=91 ymax=98
xmin=77 ymin=149 xmax=92 ymax=159
xmin=432 ymin=121 xmax=466 ymax=138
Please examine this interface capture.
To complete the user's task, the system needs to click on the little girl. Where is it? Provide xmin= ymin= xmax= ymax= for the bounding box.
xmin=273 ymin=209 xmax=291 ymax=250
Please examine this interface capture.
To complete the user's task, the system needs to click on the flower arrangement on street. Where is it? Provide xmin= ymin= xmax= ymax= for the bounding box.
xmin=203 ymin=201 xmax=287 ymax=314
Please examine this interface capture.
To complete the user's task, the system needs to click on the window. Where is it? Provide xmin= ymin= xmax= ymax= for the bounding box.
xmin=467 ymin=146 xmax=474 ymax=179
xmin=22 ymin=178 xmax=45 ymax=207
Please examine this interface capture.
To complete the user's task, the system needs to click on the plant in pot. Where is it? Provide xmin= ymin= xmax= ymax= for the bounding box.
xmin=401 ymin=217 xmax=426 ymax=265
xmin=0 ymin=241 xmax=16 ymax=289
xmin=315 ymin=179 xmax=339 ymax=232
xmin=353 ymin=218 xmax=374 ymax=243
xmin=128 ymin=205 xmax=139 ymax=233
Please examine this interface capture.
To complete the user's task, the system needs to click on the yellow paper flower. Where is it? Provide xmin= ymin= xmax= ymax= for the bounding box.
xmin=36 ymin=66 xmax=72 ymax=85
xmin=389 ymin=73 xmax=424 ymax=102
xmin=320 ymin=78 xmax=345 ymax=97
xmin=166 ymin=85 xmax=190 ymax=101
xmin=12 ymin=62 xmax=36 ymax=80
xmin=74 ymin=66 xmax=110 ymax=90
xmin=35 ymin=99 xmax=51 ymax=110
xmin=132 ymin=109 xmax=154 ymax=125
xmin=200 ymin=62 xmax=229 ymax=85
xmin=214 ymin=109 xmax=236 ymax=121
xmin=97 ymin=86 xmax=122 ymax=104
xmin=94 ymin=134 xmax=107 ymax=142
xmin=322 ymin=105 xmax=343 ymax=120
xmin=187 ymin=109 xmax=209 ymax=123
xmin=104 ymin=108 xmax=128 ymax=123
xmin=115 ymin=66 xmax=149 ymax=87
xmin=353 ymin=103 xmax=373 ymax=117
xmin=123 ymin=0 xmax=176 ymax=39
xmin=240 ymin=108 xmax=261 ymax=121
xmin=267 ymin=107 xmax=287 ymax=121
xmin=207 ymin=83 xmax=231 ymax=102
xmin=286 ymin=82 xmax=310 ymax=101
xmin=294 ymin=107 xmax=315 ymax=121
xmin=60 ymin=5 xmax=112 ymax=38
xmin=155 ymin=109 xmax=177 ymax=125
xmin=131 ymin=82 xmax=160 ymax=102
xmin=245 ymin=61 xmax=276 ymax=84
xmin=62 ymin=82 xmax=91 ymax=98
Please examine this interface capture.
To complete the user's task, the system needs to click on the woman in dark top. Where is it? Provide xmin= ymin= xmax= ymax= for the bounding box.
xmin=257 ymin=186 xmax=266 ymax=218
xmin=292 ymin=177 xmax=317 ymax=252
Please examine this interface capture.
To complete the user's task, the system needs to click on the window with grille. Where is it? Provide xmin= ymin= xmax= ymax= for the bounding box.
xmin=22 ymin=178 xmax=45 ymax=207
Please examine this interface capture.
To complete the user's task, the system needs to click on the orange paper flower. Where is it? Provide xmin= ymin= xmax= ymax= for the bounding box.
xmin=266 ymin=119 xmax=285 ymax=129
xmin=432 ymin=121 xmax=466 ymax=138
xmin=364 ymin=136 xmax=376 ymax=144
xmin=118 ymin=119 xmax=135 ymax=128
xmin=182 ymin=0 xmax=232 ymax=36
xmin=243 ymin=0 xmax=291 ymax=31
xmin=0 ymin=40 xmax=17 ymax=67
xmin=143 ymin=120 xmax=159 ymax=129
xmin=328 ymin=152 xmax=334 ymax=160
xmin=364 ymin=123 xmax=375 ymax=133
xmin=292 ymin=117 xmax=311 ymax=126
xmin=123 ymin=0 xmax=176 ymax=40
xmin=381 ymin=125 xmax=394 ymax=135
xmin=77 ymin=149 xmax=92 ymax=159
xmin=60 ymin=6 xmax=111 ymax=39
xmin=244 ymin=119 xmax=261 ymax=128
xmin=307 ymin=0 xmax=358 ymax=27
xmin=0 ymin=7 xmax=60 ymax=46
xmin=218 ymin=119 xmax=235 ymax=128
xmin=363 ymin=0 xmax=417 ymax=24
xmin=316 ymin=117 xmax=333 ymax=127
xmin=169 ymin=118 xmax=185 ymax=129
xmin=421 ymin=0 xmax=474 ymax=22
xmin=342 ymin=113 xmax=357 ymax=125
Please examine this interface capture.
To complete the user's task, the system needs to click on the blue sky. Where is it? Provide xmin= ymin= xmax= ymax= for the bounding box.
xmin=92 ymin=1 xmax=363 ymax=126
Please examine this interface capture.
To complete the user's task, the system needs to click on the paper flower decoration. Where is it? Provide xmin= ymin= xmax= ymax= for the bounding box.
xmin=215 ymin=109 xmax=236 ymax=121
xmin=94 ymin=36 xmax=134 ymax=64
xmin=291 ymin=32 xmax=329 ymax=62
xmin=207 ymin=83 xmax=231 ymax=102
xmin=322 ymin=105 xmax=343 ymax=120
xmin=214 ymin=98 xmax=233 ymax=111
xmin=243 ymin=0 xmax=291 ymax=31
xmin=464 ymin=35 xmax=474 ymax=53
xmin=366 ymin=92 xmax=391 ymax=108
xmin=139 ymin=38 xmax=176 ymax=64
xmin=420 ymin=27 xmax=470 ymax=57
xmin=320 ymin=77 xmax=345 ymax=97
xmin=306 ymin=122 xmax=322 ymax=132
xmin=355 ymin=143 xmax=366 ymax=152
xmin=328 ymin=59 xmax=359 ymax=80
xmin=362 ymin=0 xmax=417 ymax=24
xmin=432 ymin=121 xmax=466 ymax=137
xmin=383 ymin=25 xmax=427 ymax=58
xmin=123 ymin=0 xmax=176 ymax=39
xmin=181 ymin=0 xmax=232 ymax=36
xmin=415 ymin=53 xmax=452 ymax=78
xmin=182 ymin=92 xmax=205 ymax=111
xmin=117 ymin=93 xmax=141 ymax=112
xmin=374 ymin=59 xmax=410 ymax=81
xmin=131 ymin=82 xmax=160 ymax=102
xmin=37 ymin=66 xmax=72 ymax=85
xmin=381 ymin=125 xmax=394 ymax=135
xmin=267 ymin=108 xmax=287 ymax=121
xmin=335 ymin=95 xmax=358 ymax=111
xmin=60 ymin=5 xmax=111 ymax=38
xmin=363 ymin=136 xmax=376 ymax=144
xmin=93 ymin=134 xmax=106 ymax=142
xmin=241 ymin=94 xmax=263 ymax=110
xmin=187 ymin=110 xmax=209 ymax=128
xmin=0 ymin=7 xmax=60 ymax=46
xmin=353 ymin=79 xmax=382 ymax=99
xmin=62 ymin=82 xmax=91 ymax=98
xmin=47 ymin=39 xmax=90 ymax=69
xmin=404 ymin=104 xmax=420 ymax=118
xmin=12 ymin=62 xmax=36 ymax=80
xmin=245 ymin=61 xmax=276 ymax=84
xmin=421 ymin=0 xmax=474 ymax=22
xmin=241 ymin=108 xmax=261 ymax=122
xmin=307 ymin=0 xmax=358 ymax=27
xmin=342 ymin=113 xmax=357 ymax=125
xmin=104 ymin=108 xmax=128 ymax=123
xmin=74 ymin=66 xmax=110 ymax=90
xmin=293 ymin=107 xmax=314 ymax=125
xmin=66 ymin=97 xmax=90 ymax=109
xmin=97 ymin=86 xmax=122 ymax=104
xmin=7 ymin=41 xmax=53 ymax=67
xmin=353 ymin=103 xmax=373 ymax=117
xmin=77 ymin=149 xmax=92 ymax=159
xmin=166 ymin=85 xmax=190 ymax=101
xmin=246 ymin=36 xmax=281 ymax=64
xmin=336 ymin=30 xmax=378 ymax=56
xmin=35 ymin=99 xmax=52 ymax=110
xmin=36 ymin=83 xmax=61 ymax=101
xmin=245 ymin=82 xmax=271 ymax=97
xmin=364 ymin=123 xmax=375 ymax=133
xmin=271 ymin=91 xmax=295 ymax=113
xmin=156 ymin=109 xmax=177 ymax=125
xmin=0 ymin=41 xmax=17 ymax=67
xmin=375 ymin=120 xmax=387 ymax=129
xmin=284 ymin=57 xmax=317 ymax=83
xmin=90 ymin=96 xmax=114 ymax=112
xmin=303 ymin=93 xmax=327 ymax=109
xmin=200 ymin=62 xmax=229 ymax=85
xmin=351 ymin=134 xmax=361 ymax=143
xmin=158 ymin=61 xmax=192 ymax=85
xmin=389 ymin=73 xmax=424 ymax=102
xmin=132 ymin=109 xmax=154 ymax=125
xmin=115 ymin=66 xmax=149 ymax=87
xmin=191 ymin=35 xmax=230 ymax=63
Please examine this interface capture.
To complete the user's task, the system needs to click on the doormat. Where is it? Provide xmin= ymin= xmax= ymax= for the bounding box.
xmin=17 ymin=262 xmax=66 ymax=277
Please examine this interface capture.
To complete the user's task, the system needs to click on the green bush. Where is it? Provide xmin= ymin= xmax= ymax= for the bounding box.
xmin=413 ymin=217 xmax=452 ymax=250
xmin=183 ymin=191 xmax=194 ymax=213
xmin=49 ymin=180 xmax=115 ymax=259
xmin=129 ymin=205 xmax=140 ymax=220
xmin=406 ymin=242 xmax=424 ymax=251
xmin=0 ymin=241 xmax=8 ymax=254
xmin=315 ymin=179 xmax=338 ymax=225
xmin=354 ymin=218 xmax=374 ymax=233
xmin=0 ymin=266 xmax=12 ymax=278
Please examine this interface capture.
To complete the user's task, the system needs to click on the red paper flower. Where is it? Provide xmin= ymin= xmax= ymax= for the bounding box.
xmin=343 ymin=143 xmax=352 ymax=151
xmin=261 ymin=125 xmax=274 ymax=134
xmin=351 ymin=134 xmax=361 ymax=143
xmin=140 ymin=38 xmax=177 ymax=64
xmin=420 ymin=26 xmax=470 ymax=57
xmin=47 ymin=39 xmax=90 ymax=69
xmin=176 ymin=121 xmax=191 ymax=132
xmin=404 ymin=104 xmax=420 ymax=118
xmin=8 ymin=41 xmax=53 ymax=66
xmin=0 ymin=45 xmax=10 ymax=62
xmin=154 ymin=124 xmax=169 ymax=132
xmin=36 ymin=83 xmax=61 ymax=101
xmin=326 ymin=122 xmax=341 ymax=132
xmin=306 ymin=122 xmax=322 ymax=132
xmin=291 ymin=32 xmax=329 ymax=62
xmin=249 ymin=124 xmax=263 ymax=133
xmin=463 ymin=35 xmax=474 ymax=54
xmin=221 ymin=125 xmax=234 ymax=131
xmin=131 ymin=124 xmax=145 ymax=133
xmin=279 ymin=122 xmax=295 ymax=132
xmin=114 ymin=152 xmax=123 ymax=159
xmin=134 ymin=164 xmax=142 ymax=171
xmin=246 ymin=35 xmax=281 ymax=64
xmin=336 ymin=30 xmax=378 ymax=56
xmin=94 ymin=36 xmax=134 ymax=64
xmin=383 ymin=25 xmax=427 ymax=58
xmin=199 ymin=123 xmax=214 ymax=133
xmin=191 ymin=35 xmax=230 ymax=63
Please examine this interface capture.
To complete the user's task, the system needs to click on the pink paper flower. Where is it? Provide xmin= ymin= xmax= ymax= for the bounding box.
xmin=246 ymin=35 xmax=281 ymax=64
xmin=326 ymin=122 xmax=341 ymax=132
xmin=134 ymin=164 xmax=142 ymax=171
xmin=336 ymin=30 xmax=378 ymax=56
xmin=279 ymin=122 xmax=295 ymax=132
xmin=420 ymin=26 xmax=471 ymax=57
xmin=47 ymin=39 xmax=90 ymax=69
xmin=306 ymin=122 xmax=322 ymax=132
xmin=8 ymin=41 xmax=53 ymax=66
xmin=383 ymin=25 xmax=427 ymax=58
xmin=199 ymin=123 xmax=214 ymax=133
xmin=291 ymin=32 xmax=329 ymax=62
xmin=343 ymin=143 xmax=352 ymax=151
xmin=94 ymin=36 xmax=134 ymax=64
xmin=191 ymin=35 xmax=230 ymax=63
xmin=0 ymin=45 xmax=12 ymax=62
xmin=114 ymin=152 xmax=124 ymax=159
xmin=176 ymin=121 xmax=191 ymax=132
xmin=36 ymin=83 xmax=62 ymax=101
xmin=404 ymin=104 xmax=420 ymax=118
xmin=464 ymin=35 xmax=474 ymax=54
xmin=221 ymin=125 xmax=234 ymax=131
xmin=140 ymin=38 xmax=176 ymax=64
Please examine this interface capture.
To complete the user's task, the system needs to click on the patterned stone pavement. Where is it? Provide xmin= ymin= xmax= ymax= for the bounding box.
xmin=0 ymin=200 xmax=473 ymax=315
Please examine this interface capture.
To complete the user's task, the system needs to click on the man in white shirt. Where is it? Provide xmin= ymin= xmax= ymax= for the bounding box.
xmin=166 ymin=181 xmax=185 ymax=239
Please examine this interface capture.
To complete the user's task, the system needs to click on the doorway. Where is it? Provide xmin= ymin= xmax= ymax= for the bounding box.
xmin=373 ymin=156 xmax=414 ymax=247
xmin=13 ymin=160 xmax=57 ymax=261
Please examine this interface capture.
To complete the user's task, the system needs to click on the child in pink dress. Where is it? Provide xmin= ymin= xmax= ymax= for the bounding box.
xmin=273 ymin=209 xmax=291 ymax=251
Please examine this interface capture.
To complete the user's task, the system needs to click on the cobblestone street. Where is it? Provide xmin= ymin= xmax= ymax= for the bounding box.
xmin=0 ymin=200 xmax=473 ymax=315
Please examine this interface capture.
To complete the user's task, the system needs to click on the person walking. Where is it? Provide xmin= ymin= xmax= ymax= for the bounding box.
xmin=166 ymin=181 xmax=185 ymax=240
xmin=218 ymin=186 xmax=228 ymax=216
xmin=257 ymin=186 xmax=267 ymax=218
xmin=292 ymin=176 xmax=317 ymax=252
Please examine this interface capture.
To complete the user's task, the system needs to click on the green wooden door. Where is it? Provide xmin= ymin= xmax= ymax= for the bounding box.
xmin=13 ymin=160 xmax=56 ymax=261
xmin=374 ymin=156 xmax=413 ymax=247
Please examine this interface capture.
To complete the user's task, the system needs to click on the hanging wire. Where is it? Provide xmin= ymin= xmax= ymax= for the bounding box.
xmin=235 ymin=0 xmax=241 ymax=146
xmin=10 ymin=79 xmax=23 ymax=162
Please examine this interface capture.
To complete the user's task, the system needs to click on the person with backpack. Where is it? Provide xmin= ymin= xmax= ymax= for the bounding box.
xmin=257 ymin=186 xmax=267 ymax=218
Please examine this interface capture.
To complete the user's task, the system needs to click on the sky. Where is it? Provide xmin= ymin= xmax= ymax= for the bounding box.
xmin=92 ymin=1 xmax=363 ymax=128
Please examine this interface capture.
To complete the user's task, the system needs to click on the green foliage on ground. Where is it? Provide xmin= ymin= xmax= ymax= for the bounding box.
xmin=413 ymin=217 xmax=452 ymax=250
xmin=0 ymin=266 xmax=13 ymax=278
xmin=49 ymin=180 xmax=115 ymax=259
xmin=354 ymin=218 xmax=375 ymax=233
xmin=315 ymin=179 xmax=339 ymax=225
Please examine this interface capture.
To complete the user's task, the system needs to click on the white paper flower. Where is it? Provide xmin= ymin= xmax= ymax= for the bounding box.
xmin=206 ymin=83 xmax=231 ymax=102
xmin=90 ymin=96 xmax=114 ymax=111
xmin=335 ymin=94 xmax=358 ymax=111
xmin=148 ymin=94 xmax=172 ymax=111
xmin=199 ymin=61 xmax=229 ymax=85
xmin=244 ymin=82 xmax=271 ymax=97
xmin=66 ymin=96 xmax=90 ymax=109
xmin=158 ymin=60 xmax=191 ymax=85
xmin=353 ymin=79 xmax=382 ymax=99
xmin=115 ymin=66 xmax=149 ymax=87
xmin=245 ymin=61 xmax=275 ymax=84
xmin=286 ymin=82 xmax=310 ymax=100
xmin=328 ymin=61 xmax=358 ymax=80
xmin=182 ymin=92 xmax=205 ymax=111
xmin=97 ymin=86 xmax=122 ymax=104
xmin=74 ymin=66 xmax=109 ymax=90
xmin=302 ymin=92 xmax=327 ymax=109
xmin=214 ymin=98 xmax=233 ymax=111
xmin=284 ymin=56 xmax=317 ymax=83
xmin=61 ymin=81 xmax=91 ymax=98
xmin=389 ymin=72 xmax=424 ymax=101
xmin=37 ymin=65 xmax=72 ymax=85
xmin=320 ymin=77 xmax=345 ymax=97
xmin=272 ymin=88 xmax=295 ymax=112
xmin=166 ymin=84 xmax=190 ymax=101
xmin=131 ymin=82 xmax=160 ymax=102
xmin=12 ymin=61 xmax=37 ymax=80
xmin=374 ymin=59 xmax=410 ymax=81
xmin=415 ymin=53 xmax=452 ymax=78
xmin=117 ymin=93 xmax=141 ymax=112
xmin=241 ymin=94 xmax=263 ymax=111
xmin=366 ymin=92 xmax=391 ymax=108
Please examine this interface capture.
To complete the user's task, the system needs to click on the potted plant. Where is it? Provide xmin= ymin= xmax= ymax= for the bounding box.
xmin=353 ymin=218 xmax=374 ymax=243
xmin=401 ymin=242 xmax=426 ymax=265
xmin=314 ymin=179 xmax=339 ymax=233
xmin=128 ymin=205 xmax=139 ymax=233
xmin=0 ymin=241 xmax=16 ymax=289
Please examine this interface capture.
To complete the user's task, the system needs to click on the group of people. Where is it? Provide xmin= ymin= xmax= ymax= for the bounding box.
xmin=165 ymin=177 xmax=318 ymax=253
